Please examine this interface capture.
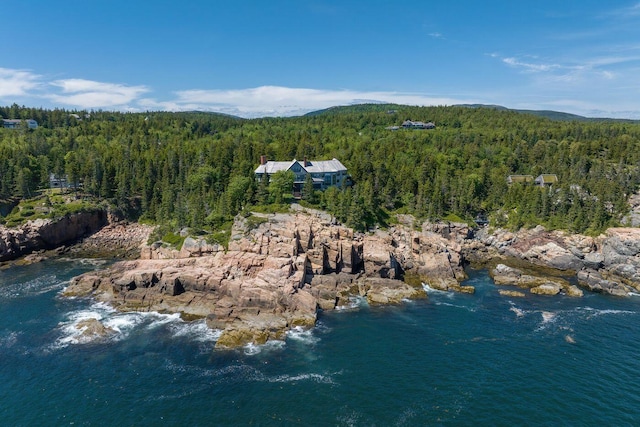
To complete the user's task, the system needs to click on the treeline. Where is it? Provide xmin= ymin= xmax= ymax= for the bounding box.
xmin=1 ymin=104 xmax=639 ymax=235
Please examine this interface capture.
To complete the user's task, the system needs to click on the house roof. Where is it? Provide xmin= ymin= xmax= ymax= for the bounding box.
xmin=255 ymin=158 xmax=347 ymax=175
xmin=535 ymin=174 xmax=558 ymax=183
xmin=507 ymin=174 xmax=534 ymax=183
xmin=402 ymin=120 xmax=435 ymax=128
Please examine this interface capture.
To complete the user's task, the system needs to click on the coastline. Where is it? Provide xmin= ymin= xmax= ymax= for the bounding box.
xmin=4 ymin=208 xmax=640 ymax=348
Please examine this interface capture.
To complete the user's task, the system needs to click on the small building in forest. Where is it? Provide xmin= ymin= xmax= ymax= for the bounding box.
xmin=507 ymin=175 xmax=534 ymax=185
xmin=534 ymin=174 xmax=558 ymax=187
xmin=49 ymin=173 xmax=70 ymax=189
xmin=254 ymin=156 xmax=348 ymax=193
xmin=2 ymin=119 xmax=38 ymax=129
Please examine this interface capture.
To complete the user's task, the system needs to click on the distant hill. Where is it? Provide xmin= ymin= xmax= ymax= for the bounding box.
xmin=305 ymin=103 xmax=640 ymax=123
xmin=304 ymin=104 xmax=403 ymax=117
xmin=455 ymin=104 xmax=640 ymax=123
xmin=167 ymin=110 xmax=244 ymax=120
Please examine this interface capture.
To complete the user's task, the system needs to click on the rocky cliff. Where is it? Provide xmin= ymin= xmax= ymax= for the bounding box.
xmin=65 ymin=211 xmax=470 ymax=348
xmin=0 ymin=210 xmax=107 ymax=261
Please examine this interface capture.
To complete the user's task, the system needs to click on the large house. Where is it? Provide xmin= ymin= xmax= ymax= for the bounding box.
xmin=254 ymin=156 xmax=348 ymax=193
xmin=401 ymin=120 xmax=435 ymax=129
xmin=2 ymin=119 xmax=38 ymax=129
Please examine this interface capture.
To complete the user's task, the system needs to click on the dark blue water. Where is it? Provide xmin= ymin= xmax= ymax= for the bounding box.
xmin=2 ymin=260 xmax=640 ymax=426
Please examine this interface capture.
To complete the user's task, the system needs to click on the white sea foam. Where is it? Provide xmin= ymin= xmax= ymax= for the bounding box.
xmin=52 ymin=302 xmax=117 ymax=348
xmin=0 ymin=330 xmax=19 ymax=348
xmin=168 ymin=319 xmax=222 ymax=343
xmin=541 ymin=311 xmax=556 ymax=323
xmin=141 ymin=312 xmax=182 ymax=329
xmin=510 ymin=306 xmax=525 ymax=317
xmin=286 ymin=326 xmax=320 ymax=345
xmin=579 ymin=307 xmax=636 ymax=317
xmin=243 ymin=340 xmax=286 ymax=355
xmin=268 ymin=372 xmax=336 ymax=384
xmin=422 ymin=283 xmax=449 ymax=294
xmin=335 ymin=295 xmax=367 ymax=310
xmin=52 ymin=303 xmax=184 ymax=349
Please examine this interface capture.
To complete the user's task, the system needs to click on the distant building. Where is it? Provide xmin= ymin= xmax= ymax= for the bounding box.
xmin=2 ymin=119 xmax=38 ymax=129
xmin=507 ymin=175 xmax=534 ymax=185
xmin=534 ymin=174 xmax=558 ymax=187
xmin=255 ymin=156 xmax=348 ymax=194
xmin=401 ymin=120 xmax=435 ymax=129
xmin=49 ymin=173 xmax=69 ymax=189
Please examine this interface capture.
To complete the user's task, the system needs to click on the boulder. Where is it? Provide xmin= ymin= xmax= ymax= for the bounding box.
xmin=530 ymin=283 xmax=561 ymax=295
xmin=499 ymin=289 xmax=526 ymax=297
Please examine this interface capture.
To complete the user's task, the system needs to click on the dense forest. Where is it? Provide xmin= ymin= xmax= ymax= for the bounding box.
xmin=1 ymin=103 xmax=639 ymax=237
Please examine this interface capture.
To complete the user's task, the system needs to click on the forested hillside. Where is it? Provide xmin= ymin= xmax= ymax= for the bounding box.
xmin=1 ymin=103 xmax=639 ymax=236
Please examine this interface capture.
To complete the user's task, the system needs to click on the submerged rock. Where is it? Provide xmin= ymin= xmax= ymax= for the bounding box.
xmin=76 ymin=318 xmax=115 ymax=339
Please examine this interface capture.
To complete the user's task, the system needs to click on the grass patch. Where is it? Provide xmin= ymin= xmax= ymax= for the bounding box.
xmin=161 ymin=232 xmax=186 ymax=250
xmin=249 ymin=203 xmax=291 ymax=214
xmin=246 ymin=215 xmax=269 ymax=230
xmin=205 ymin=220 xmax=233 ymax=249
xmin=442 ymin=213 xmax=477 ymax=228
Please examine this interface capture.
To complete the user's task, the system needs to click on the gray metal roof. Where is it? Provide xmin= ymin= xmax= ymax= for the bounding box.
xmin=255 ymin=158 xmax=347 ymax=175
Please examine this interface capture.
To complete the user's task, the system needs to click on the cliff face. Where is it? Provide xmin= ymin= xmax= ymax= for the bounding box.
xmin=0 ymin=211 xmax=107 ymax=261
xmin=65 ymin=211 xmax=470 ymax=348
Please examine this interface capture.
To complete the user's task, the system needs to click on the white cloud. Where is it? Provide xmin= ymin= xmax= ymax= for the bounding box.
xmin=138 ymin=86 xmax=475 ymax=118
xmin=1 ymin=65 xmax=638 ymax=121
xmin=607 ymin=2 xmax=640 ymax=18
xmin=502 ymin=57 xmax=566 ymax=73
xmin=47 ymin=78 xmax=149 ymax=108
xmin=0 ymin=67 xmax=41 ymax=98
xmin=495 ymin=52 xmax=640 ymax=85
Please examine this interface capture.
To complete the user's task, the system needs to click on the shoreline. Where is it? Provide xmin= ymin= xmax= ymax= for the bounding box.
xmin=4 ymin=209 xmax=640 ymax=348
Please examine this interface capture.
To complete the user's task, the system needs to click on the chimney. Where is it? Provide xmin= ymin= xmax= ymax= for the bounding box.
xmin=260 ymin=155 xmax=267 ymax=165
xmin=303 ymin=157 xmax=308 ymax=167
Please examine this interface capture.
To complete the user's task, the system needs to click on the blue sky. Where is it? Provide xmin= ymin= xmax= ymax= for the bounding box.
xmin=2 ymin=0 xmax=640 ymax=118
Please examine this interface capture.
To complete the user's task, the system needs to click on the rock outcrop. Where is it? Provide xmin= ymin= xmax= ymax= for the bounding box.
xmin=62 ymin=208 xmax=640 ymax=348
xmin=490 ymin=263 xmax=582 ymax=297
xmin=65 ymin=211 xmax=466 ymax=348
xmin=0 ymin=210 xmax=107 ymax=261
xmin=474 ymin=226 xmax=640 ymax=296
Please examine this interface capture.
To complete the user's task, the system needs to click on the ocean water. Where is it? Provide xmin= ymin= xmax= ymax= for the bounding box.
xmin=2 ymin=260 xmax=640 ymax=426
